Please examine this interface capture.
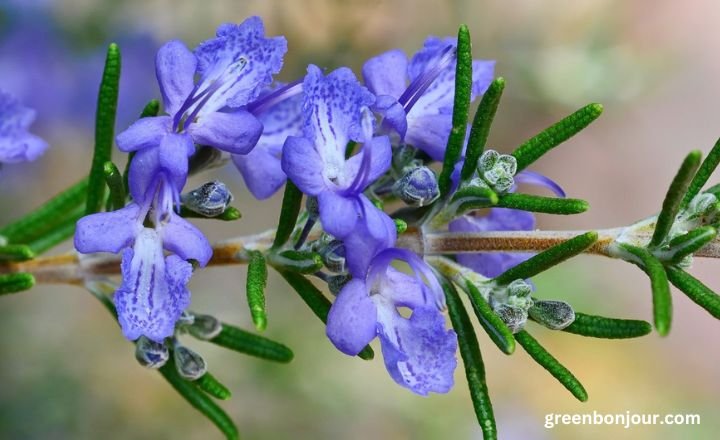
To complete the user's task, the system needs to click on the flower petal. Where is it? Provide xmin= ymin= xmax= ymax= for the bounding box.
xmin=344 ymin=135 xmax=392 ymax=192
xmin=155 ymin=40 xmax=197 ymax=116
xmin=114 ymin=229 xmax=192 ymax=342
xmin=281 ymin=135 xmax=326 ymax=195
xmin=405 ymin=113 xmax=452 ymax=161
xmin=194 ymin=17 xmax=287 ymax=111
xmin=374 ymin=95 xmax=407 ymax=138
xmin=116 ymin=116 xmax=171 ymax=152
xmin=362 ymin=49 xmax=408 ymax=98
xmin=162 ymin=213 xmax=213 ymax=267
xmin=232 ymin=147 xmax=286 ymax=200
xmin=377 ymin=305 xmax=458 ymax=396
xmin=158 ymin=133 xmax=195 ymax=191
xmin=318 ymin=191 xmax=360 ymax=239
xmin=74 ymin=203 xmax=141 ymax=254
xmin=0 ymin=133 xmax=48 ymax=163
xmin=515 ymin=170 xmax=566 ymax=197
xmin=302 ymin=65 xmax=375 ymax=150
xmin=343 ymin=197 xmax=397 ymax=277
xmin=326 ymin=279 xmax=377 ymax=356
xmin=189 ymin=110 xmax=262 ymax=154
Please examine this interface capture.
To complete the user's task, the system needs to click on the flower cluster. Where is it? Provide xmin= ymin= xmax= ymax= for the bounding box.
xmin=70 ymin=16 xmax=563 ymax=395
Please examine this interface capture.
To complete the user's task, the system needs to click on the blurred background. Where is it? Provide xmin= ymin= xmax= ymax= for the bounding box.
xmin=0 ymin=0 xmax=719 ymax=439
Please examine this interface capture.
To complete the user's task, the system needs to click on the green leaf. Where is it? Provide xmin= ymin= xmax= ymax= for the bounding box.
xmin=441 ymin=278 xmax=497 ymax=439
xmin=196 ymin=372 xmax=232 ymax=400
xmin=272 ymin=181 xmax=303 ymax=249
xmin=464 ymin=281 xmax=515 ymax=355
xmin=649 ymin=150 xmax=702 ymax=247
xmin=494 ymin=231 xmax=598 ymax=285
xmin=460 ymin=77 xmax=505 ymax=182
xmin=666 ymin=266 xmax=720 ymax=319
xmin=159 ymin=357 xmax=239 ymax=440
xmin=496 ymin=193 xmax=588 ymax=215
xmin=209 ymin=323 xmax=294 ymax=363
xmin=0 ymin=178 xmax=87 ymax=244
xmin=246 ymin=250 xmax=268 ymax=331
xmin=86 ymin=43 xmax=121 ymax=215
xmin=660 ymin=226 xmax=717 ymax=263
xmin=514 ymin=330 xmax=588 ymax=402
xmin=618 ymin=244 xmax=672 ymax=336
xmin=269 ymin=250 xmax=323 ymax=274
xmin=438 ymin=24 xmax=473 ymax=196
xmin=123 ymin=99 xmax=160 ymax=194
xmin=178 ymin=206 xmax=242 ymax=221
xmin=0 ymin=273 xmax=35 ymax=295
xmin=278 ymin=269 xmax=374 ymax=360
xmin=452 ymin=185 xmax=499 ymax=206
xmin=562 ymin=312 xmax=652 ymax=339
xmin=103 ymin=161 xmax=126 ymax=211
xmin=512 ymin=103 xmax=603 ymax=172
xmin=25 ymin=205 xmax=84 ymax=254
xmin=0 ymin=244 xmax=34 ymax=262
xmin=683 ymin=138 xmax=720 ymax=205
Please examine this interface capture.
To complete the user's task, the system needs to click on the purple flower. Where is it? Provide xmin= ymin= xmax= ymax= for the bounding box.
xmin=327 ymin=245 xmax=457 ymax=395
xmin=362 ymin=36 xmax=495 ymax=161
xmin=233 ymin=83 xmax=303 ymax=199
xmin=74 ymin=177 xmax=212 ymax=343
xmin=116 ymin=17 xmax=287 ymax=201
xmin=449 ymin=172 xmax=566 ymax=277
xmin=0 ymin=90 xmax=47 ymax=163
xmin=281 ymin=65 xmax=391 ymax=238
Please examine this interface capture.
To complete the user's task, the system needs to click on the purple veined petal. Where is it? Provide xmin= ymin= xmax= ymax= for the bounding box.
xmin=155 ymin=40 xmax=197 ymax=116
xmin=343 ymin=135 xmax=392 ymax=193
xmin=114 ymin=229 xmax=192 ymax=342
xmin=232 ymin=147 xmax=286 ymax=200
xmin=343 ymin=197 xmax=397 ymax=278
xmin=405 ymin=113 xmax=452 ymax=161
xmin=252 ymin=84 xmax=303 ymax=153
xmin=374 ymin=95 xmax=408 ymax=138
xmin=161 ymin=212 xmax=213 ymax=267
xmin=362 ymin=49 xmax=408 ymax=99
xmin=376 ymin=305 xmax=458 ymax=396
xmin=326 ymin=279 xmax=378 ymax=356
xmin=301 ymin=65 xmax=375 ymax=151
xmin=115 ymin=116 xmax=171 ymax=153
xmin=368 ymin=247 xmax=445 ymax=309
xmin=515 ymin=170 xmax=566 ymax=198
xmin=188 ymin=109 xmax=263 ymax=155
xmin=247 ymin=80 xmax=303 ymax=117
xmin=158 ymin=132 xmax=195 ymax=192
xmin=281 ymin=135 xmax=326 ymax=195
xmin=378 ymin=267 xmax=428 ymax=309
xmin=317 ymin=191 xmax=361 ymax=239
xmin=193 ymin=16 xmax=287 ymax=113
xmin=74 ymin=203 xmax=142 ymax=254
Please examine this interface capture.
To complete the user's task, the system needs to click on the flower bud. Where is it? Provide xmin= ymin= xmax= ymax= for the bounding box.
xmin=188 ymin=314 xmax=222 ymax=340
xmin=181 ymin=181 xmax=233 ymax=217
xmin=477 ymin=150 xmax=517 ymax=193
xmin=528 ymin=300 xmax=575 ymax=330
xmin=319 ymin=240 xmax=346 ymax=273
xmin=173 ymin=345 xmax=207 ymax=380
xmin=135 ymin=336 xmax=169 ymax=369
xmin=327 ymin=273 xmax=352 ymax=295
xmin=392 ymin=166 xmax=439 ymax=207
xmin=493 ymin=303 xmax=527 ymax=333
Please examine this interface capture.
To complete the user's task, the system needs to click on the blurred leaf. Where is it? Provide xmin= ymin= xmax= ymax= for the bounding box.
xmin=86 ymin=43 xmax=121 ymax=215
